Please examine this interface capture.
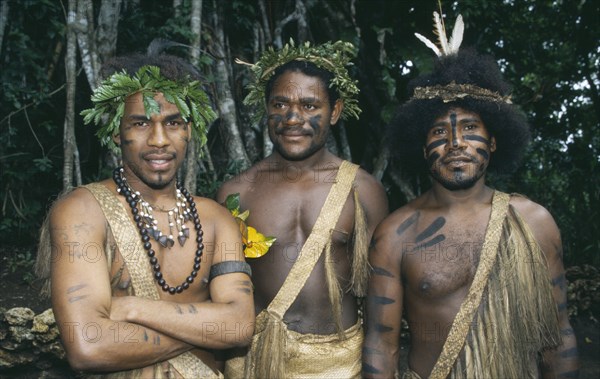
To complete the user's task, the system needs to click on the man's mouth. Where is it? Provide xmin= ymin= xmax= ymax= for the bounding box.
xmin=143 ymin=154 xmax=175 ymax=169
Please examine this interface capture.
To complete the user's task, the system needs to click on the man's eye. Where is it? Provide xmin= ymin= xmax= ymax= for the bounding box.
xmin=166 ymin=121 xmax=182 ymax=127
xmin=133 ymin=121 xmax=148 ymax=127
xmin=273 ymin=102 xmax=285 ymax=109
xmin=464 ymin=124 xmax=477 ymax=131
xmin=304 ymin=104 xmax=316 ymax=110
xmin=432 ymin=128 xmax=446 ymax=135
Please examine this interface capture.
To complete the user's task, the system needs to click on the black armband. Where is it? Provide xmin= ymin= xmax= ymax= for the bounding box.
xmin=209 ymin=261 xmax=252 ymax=281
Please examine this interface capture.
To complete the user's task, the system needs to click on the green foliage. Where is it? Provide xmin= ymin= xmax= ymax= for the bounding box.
xmin=81 ymin=65 xmax=216 ymax=151
xmin=0 ymin=0 xmax=597 ymax=270
xmin=5 ymin=250 xmax=36 ymax=284
xmin=241 ymin=39 xmax=361 ymax=121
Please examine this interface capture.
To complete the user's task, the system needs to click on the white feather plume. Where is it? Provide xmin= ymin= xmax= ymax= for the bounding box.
xmin=415 ymin=11 xmax=465 ymax=57
xmin=448 ymin=14 xmax=464 ymax=54
xmin=414 ymin=32 xmax=442 ymax=57
xmin=433 ymin=11 xmax=450 ymax=55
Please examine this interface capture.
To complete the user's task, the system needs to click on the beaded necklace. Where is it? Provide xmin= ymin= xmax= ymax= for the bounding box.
xmin=112 ymin=167 xmax=204 ymax=294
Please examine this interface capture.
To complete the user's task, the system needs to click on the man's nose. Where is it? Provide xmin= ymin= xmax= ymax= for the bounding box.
xmin=450 ymin=128 xmax=466 ymax=149
xmin=285 ymin=106 xmax=304 ymax=125
xmin=148 ymin=124 xmax=169 ymax=147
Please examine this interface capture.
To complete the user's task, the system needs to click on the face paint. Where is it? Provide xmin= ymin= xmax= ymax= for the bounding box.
xmin=425 ymin=108 xmax=494 ymax=191
xmin=476 ymin=148 xmax=489 ymax=160
xmin=427 ymin=151 xmax=441 ymax=168
xmin=450 ymin=112 xmax=458 ymax=147
xmin=425 ymin=139 xmax=447 ymax=155
xmin=266 ymin=70 xmax=333 ymax=161
xmin=464 ymin=134 xmax=490 ymax=144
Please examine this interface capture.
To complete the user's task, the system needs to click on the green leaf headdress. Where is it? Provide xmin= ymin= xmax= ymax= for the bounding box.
xmin=81 ymin=65 xmax=216 ymax=151
xmin=236 ymin=39 xmax=361 ymax=121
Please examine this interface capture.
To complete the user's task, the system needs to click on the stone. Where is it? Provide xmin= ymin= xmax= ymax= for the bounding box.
xmin=4 ymin=307 xmax=35 ymax=326
xmin=32 ymin=308 xmax=55 ymax=334
xmin=9 ymin=325 xmax=34 ymax=344
xmin=33 ymin=326 xmax=60 ymax=343
xmin=0 ymin=348 xmax=35 ymax=368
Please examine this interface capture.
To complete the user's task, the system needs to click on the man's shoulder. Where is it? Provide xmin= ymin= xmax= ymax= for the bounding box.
xmin=508 ymin=193 xmax=556 ymax=225
xmin=48 ymin=182 xmax=109 ymax=227
xmin=375 ymin=200 xmax=421 ymax=238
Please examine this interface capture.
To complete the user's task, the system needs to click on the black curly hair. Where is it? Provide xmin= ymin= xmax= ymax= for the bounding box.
xmin=388 ymin=48 xmax=531 ymax=174
xmin=99 ymin=53 xmax=202 ymax=82
xmin=264 ymin=60 xmax=340 ymax=109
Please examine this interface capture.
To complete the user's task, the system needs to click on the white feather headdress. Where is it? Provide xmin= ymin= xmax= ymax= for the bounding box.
xmin=415 ymin=11 xmax=464 ymax=57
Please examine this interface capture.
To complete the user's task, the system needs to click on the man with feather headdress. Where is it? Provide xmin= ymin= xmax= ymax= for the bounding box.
xmin=362 ymin=12 xmax=579 ymax=379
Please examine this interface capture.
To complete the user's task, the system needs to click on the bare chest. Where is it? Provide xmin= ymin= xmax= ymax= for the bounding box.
xmin=402 ymin=216 xmax=488 ymax=299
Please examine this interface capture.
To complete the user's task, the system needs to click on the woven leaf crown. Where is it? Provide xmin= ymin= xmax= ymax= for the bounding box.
xmin=241 ymin=39 xmax=361 ymax=121
xmin=81 ymin=65 xmax=216 ymax=151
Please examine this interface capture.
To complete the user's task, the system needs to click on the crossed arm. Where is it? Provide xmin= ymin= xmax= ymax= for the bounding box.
xmin=49 ymin=188 xmax=254 ymax=372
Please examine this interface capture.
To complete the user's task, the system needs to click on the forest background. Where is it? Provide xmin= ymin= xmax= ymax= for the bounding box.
xmin=0 ymin=0 xmax=598 ymax=286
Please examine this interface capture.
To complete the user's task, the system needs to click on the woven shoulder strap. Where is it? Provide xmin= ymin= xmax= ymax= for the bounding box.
xmin=83 ymin=183 xmax=221 ymax=379
xmin=429 ymin=191 xmax=510 ymax=379
xmin=266 ymin=161 xmax=359 ymax=318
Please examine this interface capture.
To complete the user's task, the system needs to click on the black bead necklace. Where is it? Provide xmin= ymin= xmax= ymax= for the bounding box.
xmin=112 ymin=167 xmax=204 ymax=294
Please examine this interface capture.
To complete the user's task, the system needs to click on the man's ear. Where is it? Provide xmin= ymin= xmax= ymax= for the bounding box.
xmin=112 ymin=133 xmax=121 ymax=146
xmin=330 ymin=99 xmax=343 ymax=126
xmin=423 ymin=146 xmax=427 ymax=160
xmin=490 ymin=136 xmax=497 ymax=153
xmin=186 ymin=122 xmax=192 ymax=141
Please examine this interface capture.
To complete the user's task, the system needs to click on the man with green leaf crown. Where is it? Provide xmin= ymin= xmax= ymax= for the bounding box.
xmin=362 ymin=12 xmax=578 ymax=379
xmin=216 ymin=40 xmax=388 ymax=378
xmin=36 ymin=53 xmax=255 ymax=378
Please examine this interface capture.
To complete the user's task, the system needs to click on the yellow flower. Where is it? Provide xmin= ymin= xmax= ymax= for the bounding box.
xmin=243 ymin=226 xmax=276 ymax=258
xmin=222 ymin=192 xmax=275 ymax=258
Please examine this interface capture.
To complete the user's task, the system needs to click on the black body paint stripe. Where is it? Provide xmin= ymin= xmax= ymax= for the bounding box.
xmin=427 ymin=152 xmax=441 ymax=167
xmin=450 ymin=113 xmax=458 ymax=147
xmin=397 ymin=212 xmax=419 ymax=236
xmin=415 ymin=217 xmax=446 ymax=243
xmin=407 ymin=234 xmax=446 ymax=253
xmin=552 ymin=274 xmax=566 ymax=290
xmin=68 ymin=295 xmax=88 ymax=303
xmin=464 ymin=135 xmax=490 ymax=144
xmin=559 ymin=347 xmax=578 ymax=358
xmin=67 ymin=284 xmax=87 ymax=293
xmin=476 ymin=148 xmax=489 ymax=160
xmin=372 ymin=296 xmax=395 ymax=305
xmin=363 ymin=346 xmax=384 ymax=355
xmin=375 ymin=323 xmax=393 ymax=333
xmin=362 ymin=363 xmax=382 ymax=374
xmin=372 ymin=266 xmax=395 ymax=278
xmin=561 ymin=328 xmax=575 ymax=336
xmin=425 ymin=139 xmax=447 ymax=154
xmin=559 ymin=370 xmax=580 ymax=378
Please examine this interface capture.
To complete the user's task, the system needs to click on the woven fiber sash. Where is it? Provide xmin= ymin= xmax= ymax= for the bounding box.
xmin=84 ymin=183 xmax=220 ymax=379
xmin=266 ymin=160 xmax=359 ymax=318
xmin=429 ymin=191 xmax=510 ymax=379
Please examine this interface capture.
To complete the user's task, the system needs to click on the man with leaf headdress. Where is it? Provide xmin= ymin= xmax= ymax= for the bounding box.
xmin=36 ymin=53 xmax=255 ymax=378
xmin=362 ymin=12 xmax=578 ymax=379
xmin=216 ymin=40 xmax=388 ymax=378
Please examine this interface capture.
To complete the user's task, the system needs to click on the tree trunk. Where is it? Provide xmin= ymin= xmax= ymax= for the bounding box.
xmin=257 ymin=0 xmax=272 ymax=44
xmin=75 ymin=0 xmax=99 ymax=90
xmin=0 ymin=0 xmax=9 ymax=54
xmin=173 ymin=0 xmax=183 ymax=19
xmin=184 ymin=0 xmax=203 ymax=193
xmin=63 ymin=0 xmax=78 ymax=190
xmin=211 ymin=0 xmax=250 ymax=170
xmin=96 ymin=0 xmax=121 ymax=60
